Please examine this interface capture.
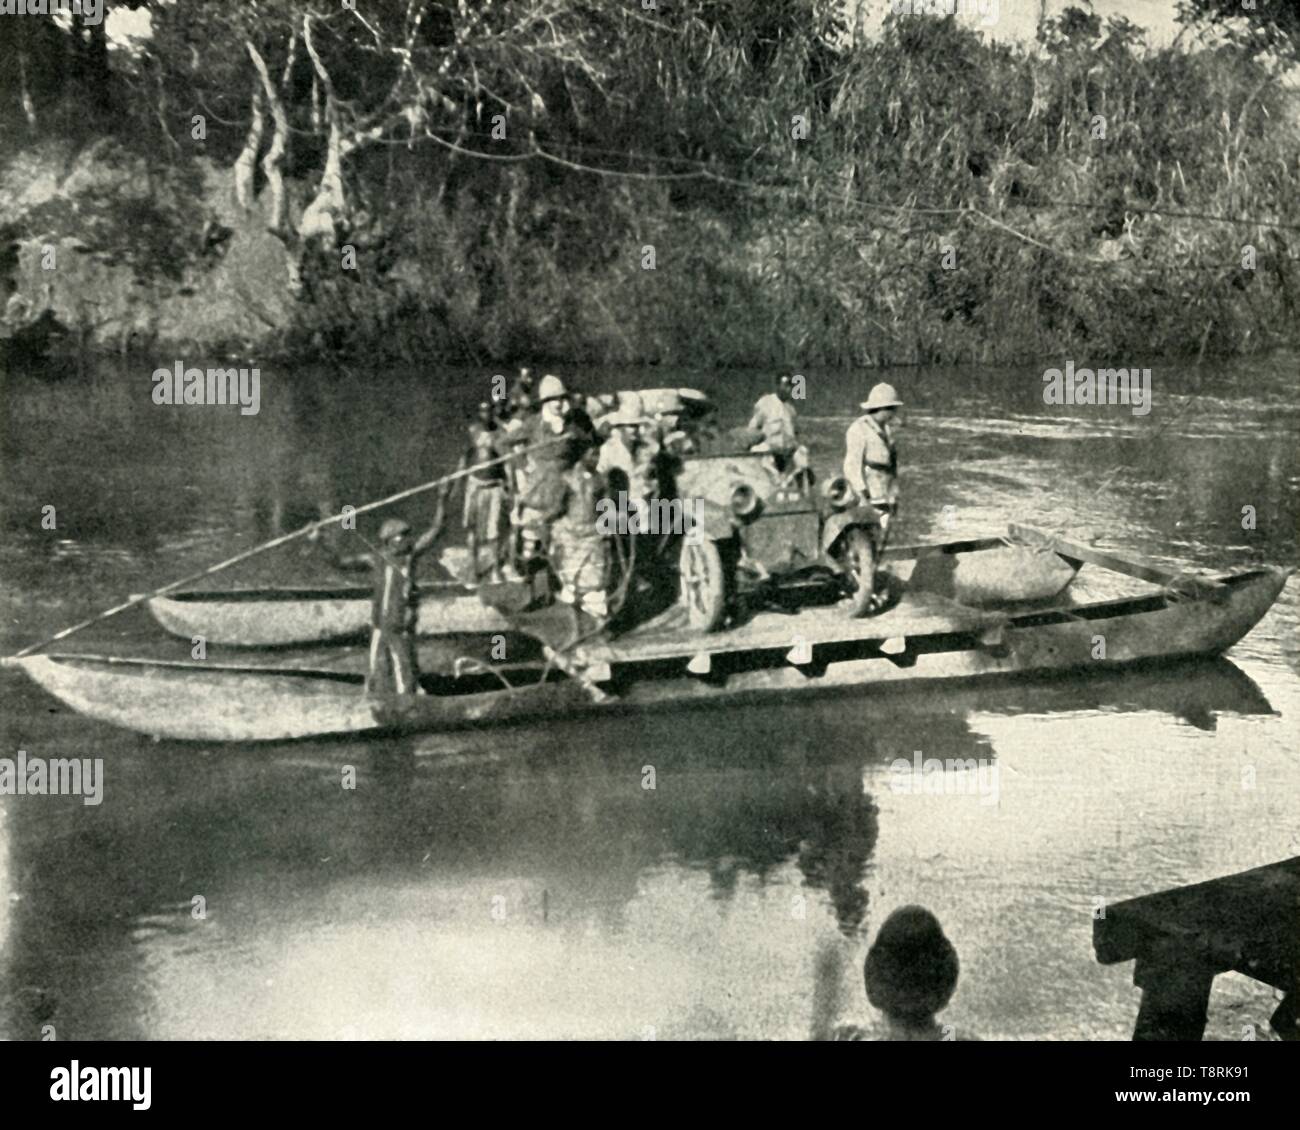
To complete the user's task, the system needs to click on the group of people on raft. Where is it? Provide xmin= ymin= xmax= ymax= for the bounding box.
xmin=337 ymin=370 xmax=905 ymax=695
xmin=461 ymin=370 xmax=905 ymax=592
xmin=461 ymin=371 xmax=695 ymax=610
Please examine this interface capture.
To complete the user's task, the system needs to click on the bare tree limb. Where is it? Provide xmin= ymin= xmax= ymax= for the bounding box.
xmin=232 ymin=86 xmax=264 ymax=210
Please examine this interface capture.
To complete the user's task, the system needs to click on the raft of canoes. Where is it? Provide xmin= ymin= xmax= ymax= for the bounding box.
xmin=2 ymin=524 xmax=1290 ymax=743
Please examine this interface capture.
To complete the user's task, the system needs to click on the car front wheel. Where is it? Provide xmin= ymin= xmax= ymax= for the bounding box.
xmin=842 ymin=527 xmax=878 ymax=618
xmin=679 ymin=539 xmax=728 ymax=632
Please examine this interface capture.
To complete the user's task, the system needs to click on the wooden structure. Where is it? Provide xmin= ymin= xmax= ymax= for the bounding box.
xmin=1094 ymin=857 xmax=1300 ymax=1041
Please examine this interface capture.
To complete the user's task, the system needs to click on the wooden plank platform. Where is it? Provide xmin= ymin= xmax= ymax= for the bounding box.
xmin=1093 ymin=857 xmax=1300 ymax=1041
xmin=598 ymin=593 xmax=1002 ymax=663
xmin=494 ymin=587 xmax=1006 ymax=668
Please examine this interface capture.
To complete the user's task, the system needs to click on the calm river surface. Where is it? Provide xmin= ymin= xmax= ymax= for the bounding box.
xmin=1 ymin=355 xmax=1297 ymax=1040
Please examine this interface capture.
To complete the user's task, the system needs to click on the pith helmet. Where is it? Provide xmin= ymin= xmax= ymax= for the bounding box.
xmin=379 ymin=517 xmax=412 ymax=542
xmin=861 ymin=382 xmax=903 ymax=412
xmin=537 ymin=374 xmax=568 ymax=403
xmin=608 ymin=392 xmax=648 ymax=427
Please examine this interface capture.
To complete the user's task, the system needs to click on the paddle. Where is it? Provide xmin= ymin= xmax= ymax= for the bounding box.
xmin=5 ymin=436 xmax=567 ymax=662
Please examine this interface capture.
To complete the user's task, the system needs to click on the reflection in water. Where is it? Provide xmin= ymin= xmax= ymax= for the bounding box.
xmin=253 ymin=384 xmax=345 ymax=541
xmin=0 ymin=356 xmax=1296 ymax=1039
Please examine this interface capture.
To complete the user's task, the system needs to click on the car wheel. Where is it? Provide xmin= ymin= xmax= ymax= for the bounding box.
xmin=843 ymin=527 xmax=878 ymax=618
xmin=679 ymin=540 xmax=728 ymax=632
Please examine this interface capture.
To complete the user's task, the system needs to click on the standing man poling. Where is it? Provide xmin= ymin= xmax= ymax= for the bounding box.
xmin=843 ymin=382 xmax=902 ymax=539
xmin=319 ymin=516 xmax=442 ymax=695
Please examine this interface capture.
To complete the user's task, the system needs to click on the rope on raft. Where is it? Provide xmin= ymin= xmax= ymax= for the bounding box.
xmin=6 ymin=436 xmax=568 ymax=661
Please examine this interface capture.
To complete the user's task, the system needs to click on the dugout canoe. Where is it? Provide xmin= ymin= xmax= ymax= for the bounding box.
xmin=6 ymin=547 xmax=1289 ymax=743
xmin=143 ymin=581 xmax=513 ymax=647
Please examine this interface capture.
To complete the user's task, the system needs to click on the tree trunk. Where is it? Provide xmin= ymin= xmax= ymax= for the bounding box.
xmin=18 ymin=50 xmax=37 ymax=128
xmin=299 ymin=111 xmax=346 ymax=247
xmin=247 ymin=44 xmax=289 ymax=238
xmin=300 ymin=16 xmax=346 ymax=248
xmin=246 ymin=40 xmax=299 ymax=292
xmin=233 ymin=87 xmax=264 ymax=210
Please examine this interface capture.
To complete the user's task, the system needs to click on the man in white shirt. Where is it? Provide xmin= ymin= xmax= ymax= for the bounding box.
xmin=747 ymin=374 xmax=799 ymax=473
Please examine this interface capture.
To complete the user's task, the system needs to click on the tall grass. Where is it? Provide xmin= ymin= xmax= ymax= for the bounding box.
xmin=282 ymin=9 xmax=1298 ymax=367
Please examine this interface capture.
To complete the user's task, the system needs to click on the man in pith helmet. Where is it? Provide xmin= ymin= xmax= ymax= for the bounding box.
xmin=514 ymin=374 xmax=572 ymax=563
xmin=596 ymin=393 xmax=658 ymax=511
xmin=596 ymin=394 xmax=662 ymax=597
xmin=511 ymin=374 xmax=597 ymax=601
xmin=843 ymin=382 xmax=903 ymax=536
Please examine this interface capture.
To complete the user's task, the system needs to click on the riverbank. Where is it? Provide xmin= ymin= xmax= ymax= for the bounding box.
xmin=3 ymin=7 xmax=1298 ymax=368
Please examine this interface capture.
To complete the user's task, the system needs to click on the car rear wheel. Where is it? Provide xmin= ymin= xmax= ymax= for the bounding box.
xmin=679 ymin=540 xmax=728 ymax=632
xmin=842 ymin=527 xmax=878 ymax=618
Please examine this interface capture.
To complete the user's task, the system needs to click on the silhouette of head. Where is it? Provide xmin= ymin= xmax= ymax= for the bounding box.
xmin=864 ymin=906 xmax=959 ymax=1023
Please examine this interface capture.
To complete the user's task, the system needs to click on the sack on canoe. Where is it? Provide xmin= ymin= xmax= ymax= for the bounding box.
xmin=910 ymin=546 xmax=1078 ymax=607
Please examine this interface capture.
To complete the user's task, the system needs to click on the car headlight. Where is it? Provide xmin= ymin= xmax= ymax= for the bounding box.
xmin=730 ymin=484 xmax=761 ymax=521
xmin=821 ymin=476 xmax=854 ymax=510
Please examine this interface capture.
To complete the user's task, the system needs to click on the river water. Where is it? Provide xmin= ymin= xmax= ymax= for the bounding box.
xmin=0 ymin=354 xmax=1296 ymax=1040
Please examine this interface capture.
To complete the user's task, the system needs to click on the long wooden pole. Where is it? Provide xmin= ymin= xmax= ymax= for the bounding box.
xmin=8 ymin=437 xmax=561 ymax=660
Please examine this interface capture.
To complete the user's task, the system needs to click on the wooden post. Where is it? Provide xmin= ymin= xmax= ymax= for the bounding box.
xmin=1095 ymin=858 xmax=1299 ymax=1042
xmin=1271 ymin=991 xmax=1299 ymax=1041
xmin=1131 ymin=943 xmax=1218 ymax=1041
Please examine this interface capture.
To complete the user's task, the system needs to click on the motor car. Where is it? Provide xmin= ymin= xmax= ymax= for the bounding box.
xmin=673 ymin=449 xmax=883 ymax=631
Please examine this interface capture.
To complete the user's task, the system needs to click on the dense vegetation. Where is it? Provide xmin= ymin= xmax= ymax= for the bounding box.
xmin=2 ymin=1 xmax=1298 ymax=367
